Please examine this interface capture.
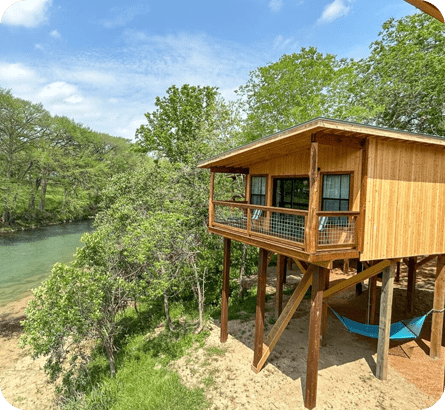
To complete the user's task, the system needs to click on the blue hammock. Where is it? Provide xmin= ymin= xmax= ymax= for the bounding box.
xmin=330 ymin=307 xmax=429 ymax=340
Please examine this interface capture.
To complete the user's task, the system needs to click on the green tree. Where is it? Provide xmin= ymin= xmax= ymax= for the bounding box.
xmin=136 ymin=84 xmax=241 ymax=165
xmin=359 ymin=13 xmax=445 ymax=135
xmin=237 ymin=47 xmax=377 ymax=142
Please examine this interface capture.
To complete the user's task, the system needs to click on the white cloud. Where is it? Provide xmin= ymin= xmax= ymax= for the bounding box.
xmin=0 ymin=62 xmax=37 ymax=81
xmin=268 ymin=0 xmax=284 ymax=14
xmin=2 ymin=0 xmax=52 ymax=28
xmin=49 ymin=29 xmax=60 ymax=39
xmin=317 ymin=0 xmax=352 ymax=24
xmin=100 ymin=4 xmax=150 ymax=28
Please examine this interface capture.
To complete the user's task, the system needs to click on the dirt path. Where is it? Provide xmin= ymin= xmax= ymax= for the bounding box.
xmin=1 ymin=260 xmax=444 ymax=409
xmin=173 ymin=261 xmax=444 ymax=409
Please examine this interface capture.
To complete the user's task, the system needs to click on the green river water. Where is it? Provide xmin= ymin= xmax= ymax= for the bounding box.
xmin=0 ymin=220 xmax=94 ymax=306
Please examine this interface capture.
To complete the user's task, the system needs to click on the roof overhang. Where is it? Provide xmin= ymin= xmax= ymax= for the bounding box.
xmin=198 ymin=117 xmax=445 ymax=171
xmin=404 ymin=1 xmax=444 ymax=23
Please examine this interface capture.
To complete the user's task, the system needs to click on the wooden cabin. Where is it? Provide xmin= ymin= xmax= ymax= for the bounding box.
xmin=198 ymin=117 xmax=445 ymax=409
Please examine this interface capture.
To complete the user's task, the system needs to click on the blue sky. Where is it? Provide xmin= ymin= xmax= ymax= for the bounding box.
xmin=0 ymin=0 xmax=420 ymax=140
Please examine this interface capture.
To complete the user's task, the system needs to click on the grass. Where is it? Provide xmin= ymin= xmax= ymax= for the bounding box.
xmin=60 ymin=302 xmax=210 ymax=410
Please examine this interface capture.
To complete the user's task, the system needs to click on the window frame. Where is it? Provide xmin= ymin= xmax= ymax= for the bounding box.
xmin=319 ymin=171 xmax=354 ymax=212
xmin=249 ymin=174 xmax=268 ymax=206
xmin=271 ymin=174 xmax=310 ymax=211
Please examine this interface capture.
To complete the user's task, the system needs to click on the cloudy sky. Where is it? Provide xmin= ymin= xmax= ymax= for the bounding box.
xmin=0 ymin=0 xmax=421 ymax=140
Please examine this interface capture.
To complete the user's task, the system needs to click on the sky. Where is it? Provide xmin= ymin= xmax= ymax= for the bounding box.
xmin=0 ymin=0 xmax=423 ymax=141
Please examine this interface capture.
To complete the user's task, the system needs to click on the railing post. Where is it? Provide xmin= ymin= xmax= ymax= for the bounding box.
xmin=209 ymin=172 xmax=215 ymax=227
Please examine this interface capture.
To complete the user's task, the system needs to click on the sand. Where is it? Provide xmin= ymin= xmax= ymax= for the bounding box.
xmin=1 ymin=259 xmax=444 ymax=409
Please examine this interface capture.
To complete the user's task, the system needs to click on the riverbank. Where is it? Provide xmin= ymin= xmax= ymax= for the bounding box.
xmin=0 ymin=294 xmax=56 ymax=409
xmin=0 ymin=216 xmax=95 ymax=234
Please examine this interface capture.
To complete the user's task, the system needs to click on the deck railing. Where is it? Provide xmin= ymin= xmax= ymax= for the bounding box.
xmin=211 ymin=200 xmax=359 ymax=252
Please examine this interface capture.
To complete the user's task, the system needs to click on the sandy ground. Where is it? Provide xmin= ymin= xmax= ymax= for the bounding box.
xmin=1 ymin=259 xmax=444 ymax=409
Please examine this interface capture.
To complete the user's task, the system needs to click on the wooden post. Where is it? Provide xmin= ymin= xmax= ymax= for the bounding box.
xmin=305 ymin=265 xmax=325 ymax=409
xmin=305 ymin=139 xmax=319 ymax=254
xmin=343 ymin=259 xmax=349 ymax=274
xmin=368 ymin=275 xmax=378 ymax=325
xmin=407 ymin=256 xmax=417 ymax=314
xmin=357 ymin=138 xmax=369 ymax=252
xmin=275 ymin=254 xmax=285 ymax=320
xmin=430 ymin=255 xmax=445 ymax=359
xmin=395 ymin=261 xmax=401 ymax=283
xmin=376 ymin=261 xmax=395 ymax=381
xmin=209 ymin=172 xmax=215 ymax=227
xmin=220 ymin=238 xmax=231 ymax=343
xmin=321 ymin=268 xmax=330 ymax=346
xmin=252 ymin=248 xmax=268 ymax=369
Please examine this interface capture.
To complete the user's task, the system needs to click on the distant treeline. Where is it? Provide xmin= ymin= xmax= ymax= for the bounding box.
xmin=0 ymin=88 xmax=146 ymax=229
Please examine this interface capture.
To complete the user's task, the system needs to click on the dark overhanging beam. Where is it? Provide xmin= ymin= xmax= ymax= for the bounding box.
xmin=404 ymin=0 xmax=444 ymax=23
xmin=210 ymin=166 xmax=249 ymax=174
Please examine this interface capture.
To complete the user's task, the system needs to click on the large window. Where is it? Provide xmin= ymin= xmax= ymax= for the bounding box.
xmin=273 ymin=177 xmax=309 ymax=210
xmin=321 ymin=174 xmax=350 ymax=211
xmin=250 ymin=176 xmax=266 ymax=205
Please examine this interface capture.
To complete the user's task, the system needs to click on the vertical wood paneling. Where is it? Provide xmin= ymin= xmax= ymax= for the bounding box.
xmin=362 ymin=139 xmax=445 ymax=261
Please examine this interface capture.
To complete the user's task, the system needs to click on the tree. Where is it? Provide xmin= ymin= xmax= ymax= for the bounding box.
xmin=236 ymin=47 xmax=378 ymax=142
xmin=135 ymin=84 xmax=241 ymax=165
xmin=359 ymin=13 xmax=445 ymax=135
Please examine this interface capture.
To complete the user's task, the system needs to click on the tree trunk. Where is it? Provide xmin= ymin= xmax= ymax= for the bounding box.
xmin=238 ymin=244 xmax=248 ymax=298
xmin=192 ymin=264 xmax=206 ymax=333
xmin=38 ymin=179 xmax=47 ymax=213
xmin=163 ymin=290 xmax=175 ymax=331
xmin=103 ymin=339 xmax=116 ymax=378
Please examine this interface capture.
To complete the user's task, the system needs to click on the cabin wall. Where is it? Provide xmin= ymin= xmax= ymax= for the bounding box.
xmin=361 ymin=138 xmax=445 ymax=261
xmin=248 ymin=145 xmax=362 ymax=210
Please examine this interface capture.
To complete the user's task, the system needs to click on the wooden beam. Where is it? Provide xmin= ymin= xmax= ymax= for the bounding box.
xmin=210 ymin=166 xmax=249 ymax=174
xmin=415 ymin=255 xmax=438 ymax=270
xmin=275 ymin=255 xmax=285 ymax=320
xmin=209 ymin=172 xmax=215 ymax=227
xmin=357 ymin=138 xmax=369 ymax=252
xmin=430 ymin=255 xmax=445 ymax=359
xmin=314 ymin=133 xmax=366 ymax=150
xmin=407 ymin=257 xmax=417 ymax=314
xmin=324 ymin=259 xmax=392 ymax=299
xmin=305 ymin=139 xmax=320 ymax=254
xmin=252 ymin=248 xmax=268 ymax=369
xmin=343 ymin=259 xmax=349 ymax=274
xmin=305 ymin=265 xmax=326 ymax=409
xmin=369 ymin=275 xmax=378 ymax=325
xmin=267 ymin=251 xmax=275 ymax=266
xmin=220 ymin=238 xmax=231 ymax=343
xmin=293 ymin=258 xmax=308 ymax=275
xmin=395 ymin=261 xmax=401 ymax=283
xmin=252 ymin=266 xmax=314 ymax=373
xmin=376 ymin=262 xmax=396 ymax=380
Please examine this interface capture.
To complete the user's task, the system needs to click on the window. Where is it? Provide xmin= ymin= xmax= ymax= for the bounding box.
xmin=321 ymin=174 xmax=350 ymax=211
xmin=250 ymin=176 xmax=266 ymax=205
xmin=273 ymin=177 xmax=309 ymax=210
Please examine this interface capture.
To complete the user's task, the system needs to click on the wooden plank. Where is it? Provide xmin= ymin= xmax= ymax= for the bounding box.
xmin=220 ymin=238 xmax=231 ymax=343
xmin=275 ymin=255 xmax=285 ymax=320
xmin=293 ymin=258 xmax=308 ymax=275
xmin=407 ymin=257 xmax=417 ymax=314
xmin=267 ymin=251 xmax=275 ymax=266
xmin=252 ymin=248 xmax=268 ymax=368
xmin=376 ymin=262 xmax=396 ymax=380
xmin=252 ymin=266 xmax=314 ymax=373
xmin=430 ymin=255 xmax=445 ymax=359
xmin=324 ymin=259 xmax=392 ymax=299
xmin=305 ymin=140 xmax=319 ymax=254
xmin=305 ymin=265 xmax=326 ymax=409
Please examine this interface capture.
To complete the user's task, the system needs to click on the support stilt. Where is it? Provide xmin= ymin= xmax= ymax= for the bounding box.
xmin=407 ymin=257 xmax=417 ymax=314
xmin=376 ymin=261 xmax=395 ymax=380
xmin=220 ymin=238 xmax=231 ymax=343
xmin=275 ymin=254 xmax=285 ymax=320
xmin=369 ymin=275 xmax=378 ymax=325
xmin=430 ymin=255 xmax=445 ymax=359
xmin=305 ymin=265 xmax=325 ymax=409
xmin=252 ymin=248 xmax=268 ymax=369
xmin=321 ymin=268 xmax=330 ymax=346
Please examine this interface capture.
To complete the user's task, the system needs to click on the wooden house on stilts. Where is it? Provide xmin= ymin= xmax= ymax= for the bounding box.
xmin=198 ymin=118 xmax=445 ymax=409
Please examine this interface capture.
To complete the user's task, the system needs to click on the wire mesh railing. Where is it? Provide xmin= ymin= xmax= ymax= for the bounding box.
xmin=317 ymin=213 xmax=358 ymax=247
xmin=212 ymin=202 xmax=359 ymax=251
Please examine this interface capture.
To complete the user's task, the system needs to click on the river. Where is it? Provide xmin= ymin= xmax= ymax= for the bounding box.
xmin=0 ymin=220 xmax=94 ymax=306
